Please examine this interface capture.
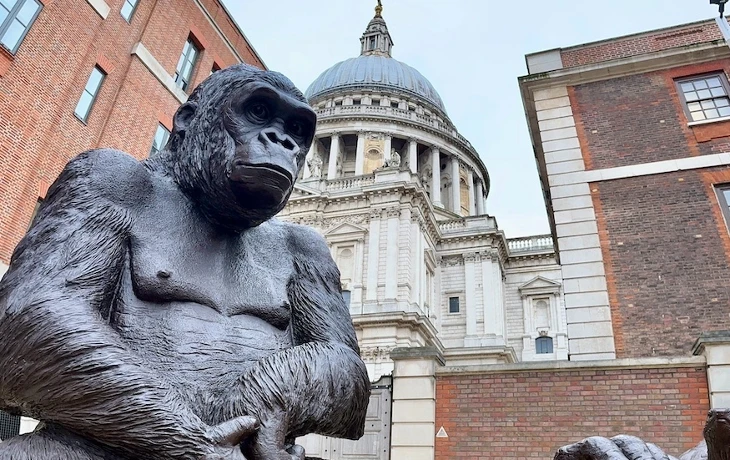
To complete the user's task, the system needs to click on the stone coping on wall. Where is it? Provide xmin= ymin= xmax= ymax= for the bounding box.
xmin=692 ymin=330 xmax=730 ymax=355
xmin=436 ymin=355 xmax=706 ymax=376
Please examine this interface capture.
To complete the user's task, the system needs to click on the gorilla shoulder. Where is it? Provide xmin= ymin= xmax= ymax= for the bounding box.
xmin=62 ymin=148 xmax=153 ymax=207
xmin=273 ymin=220 xmax=334 ymax=264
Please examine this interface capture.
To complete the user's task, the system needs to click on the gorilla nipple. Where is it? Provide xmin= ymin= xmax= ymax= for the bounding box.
xmin=157 ymin=270 xmax=172 ymax=279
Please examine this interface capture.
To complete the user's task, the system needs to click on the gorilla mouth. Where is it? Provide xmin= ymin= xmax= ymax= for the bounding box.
xmin=229 ymin=161 xmax=294 ymax=209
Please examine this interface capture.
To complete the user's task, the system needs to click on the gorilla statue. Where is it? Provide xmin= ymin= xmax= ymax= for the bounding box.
xmin=0 ymin=64 xmax=370 ymax=460
xmin=554 ymin=408 xmax=730 ymax=460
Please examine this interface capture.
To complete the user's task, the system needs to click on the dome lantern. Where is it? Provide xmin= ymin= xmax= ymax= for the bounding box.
xmin=360 ymin=1 xmax=393 ymax=57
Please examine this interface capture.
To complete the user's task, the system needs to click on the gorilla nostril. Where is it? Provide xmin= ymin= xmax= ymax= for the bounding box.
xmin=265 ymin=130 xmax=279 ymax=144
xmin=282 ymin=138 xmax=295 ymax=151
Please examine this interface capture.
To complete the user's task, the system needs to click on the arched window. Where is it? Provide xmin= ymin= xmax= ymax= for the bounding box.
xmin=535 ymin=336 xmax=554 ymax=354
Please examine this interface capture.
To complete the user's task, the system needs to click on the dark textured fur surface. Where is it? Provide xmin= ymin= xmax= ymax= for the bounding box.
xmin=553 ymin=409 xmax=730 ymax=460
xmin=0 ymin=64 xmax=369 ymax=460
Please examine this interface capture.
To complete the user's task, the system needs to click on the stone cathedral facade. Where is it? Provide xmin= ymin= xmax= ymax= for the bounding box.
xmin=281 ymin=6 xmax=568 ymax=380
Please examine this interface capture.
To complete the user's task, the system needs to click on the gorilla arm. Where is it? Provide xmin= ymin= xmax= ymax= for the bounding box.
xmin=0 ymin=150 xmax=252 ymax=460
xmin=214 ymin=226 xmax=370 ymax=452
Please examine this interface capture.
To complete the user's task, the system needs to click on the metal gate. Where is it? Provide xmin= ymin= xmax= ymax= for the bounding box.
xmin=298 ymin=376 xmax=392 ymax=460
xmin=0 ymin=411 xmax=20 ymax=441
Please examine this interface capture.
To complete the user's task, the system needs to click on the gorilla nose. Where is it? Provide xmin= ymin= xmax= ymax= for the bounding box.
xmin=260 ymin=128 xmax=298 ymax=153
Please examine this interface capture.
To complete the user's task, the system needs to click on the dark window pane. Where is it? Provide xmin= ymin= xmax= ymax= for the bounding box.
xmin=1 ymin=19 xmax=25 ymax=50
xmin=708 ymin=77 xmax=723 ymax=88
xmin=15 ymin=0 xmax=38 ymax=25
xmin=685 ymin=91 xmax=699 ymax=102
xmin=149 ymin=123 xmax=170 ymax=156
xmin=74 ymin=67 xmax=105 ymax=121
xmin=0 ymin=410 xmax=20 ymax=440
xmin=680 ymin=82 xmax=694 ymax=92
xmin=536 ymin=337 xmax=554 ymax=354
xmin=697 ymin=89 xmax=712 ymax=99
xmin=0 ymin=6 xmax=9 ymax=25
xmin=448 ymin=296 xmax=459 ymax=313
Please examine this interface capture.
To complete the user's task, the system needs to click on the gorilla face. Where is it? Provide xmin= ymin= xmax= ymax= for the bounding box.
xmin=161 ymin=65 xmax=317 ymax=231
xmin=222 ymin=82 xmax=316 ymax=212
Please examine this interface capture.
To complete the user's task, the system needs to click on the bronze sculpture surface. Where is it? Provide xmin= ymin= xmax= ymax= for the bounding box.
xmin=0 ymin=64 xmax=370 ymax=460
xmin=555 ymin=408 xmax=730 ymax=460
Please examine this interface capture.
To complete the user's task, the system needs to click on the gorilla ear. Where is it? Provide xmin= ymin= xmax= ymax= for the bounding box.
xmin=173 ymin=102 xmax=199 ymax=134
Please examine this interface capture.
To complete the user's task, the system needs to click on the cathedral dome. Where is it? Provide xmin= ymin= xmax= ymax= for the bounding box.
xmin=305 ymin=55 xmax=447 ymax=114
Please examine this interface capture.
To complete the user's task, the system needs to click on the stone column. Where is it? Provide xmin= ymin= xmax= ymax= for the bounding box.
xmin=355 ymin=131 xmax=365 ymax=176
xmin=475 ymin=180 xmax=485 ymax=215
xmin=430 ymin=148 xmax=442 ymax=207
xmin=481 ymin=253 xmax=505 ymax=339
xmin=385 ymin=208 xmax=400 ymax=300
xmin=467 ymin=169 xmax=475 ymax=216
xmin=693 ymin=332 xmax=730 ymax=408
xmin=303 ymin=138 xmax=315 ymax=179
xmin=450 ymin=156 xmax=460 ymax=214
xmin=464 ymin=252 xmax=478 ymax=337
xmin=327 ymin=132 xmax=340 ymax=180
xmin=390 ymin=347 xmax=444 ymax=460
xmin=408 ymin=138 xmax=418 ymax=174
xmin=366 ymin=208 xmax=382 ymax=302
xmin=384 ymin=134 xmax=392 ymax=165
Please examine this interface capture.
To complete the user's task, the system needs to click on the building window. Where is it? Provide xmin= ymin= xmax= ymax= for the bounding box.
xmin=536 ymin=336 xmax=554 ymax=354
xmin=369 ymin=36 xmax=376 ymax=50
xmin=677 ymin=74 xmax=730 ymax=122
xmin=448 ymin=296 xmax=460 ymax=313
xmin=371 ymin=98 xmax=380 ymax=106
xmin=716 ymin=185 xmax=730 ymax=230
xmin=210 ymin=62 xmax=221 ymax=76
xmin=391 ymin=101 xmax=399 ymax=108
xmin=0 ymin=0 xmax=42 ymax=54
xmin=120 ymin=0 xmax=139 ymax=23
xmin=352 ymin=98 xmax=361 ymax=106
xmin=342 ymin=290 xmax=351 ymax=307
xmin=74 ymin=66 xmax=105 ymax=122
xmin=174 ymin=37 xmax=200 ymax=92
xmin=149 ymin=123 xmax=171 ymax=156
xmin=0 ymin=410 xmax=20 ymax=440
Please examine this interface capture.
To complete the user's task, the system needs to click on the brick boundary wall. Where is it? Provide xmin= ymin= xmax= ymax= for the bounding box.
xmin=561 ymin=20 xmax=723 ymax=69
xmin=435 ymin=361 xmax=708 ymax=459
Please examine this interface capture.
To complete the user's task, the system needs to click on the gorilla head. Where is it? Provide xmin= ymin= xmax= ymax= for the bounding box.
xmin=151 ymin=63 xmax=316 ymax=231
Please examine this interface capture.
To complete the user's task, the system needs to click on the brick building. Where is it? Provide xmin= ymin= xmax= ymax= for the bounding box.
xmin=0 ymin=0 xmax=263 ymax=440
xmin=431 ymin=17 xmax=730 ymax=459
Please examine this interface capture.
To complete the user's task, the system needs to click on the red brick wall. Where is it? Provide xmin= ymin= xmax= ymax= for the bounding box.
xmin=561 ymin=20 xmax=722 ymax=68
xmin=571 ymin=60 xmax=730 ymax=172
xmin=0 ymin=0 xmax=262 ymax=263
xmin=593 ymin=168 xmax=730 ymax=358
xmin=435 ymin=366 xmax=709 ymax=459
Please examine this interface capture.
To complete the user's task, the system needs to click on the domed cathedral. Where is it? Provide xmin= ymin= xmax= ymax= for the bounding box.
xmin=281 ymin=4 xmax=566 ymax=457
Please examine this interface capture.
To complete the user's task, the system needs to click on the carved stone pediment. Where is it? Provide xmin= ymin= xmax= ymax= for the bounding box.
xmin=518 ymin=276 xmax=561 ymax=297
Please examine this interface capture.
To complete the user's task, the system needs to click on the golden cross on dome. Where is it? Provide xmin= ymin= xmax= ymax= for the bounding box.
xmin=375 ymin=0 xmax=383 ymax=17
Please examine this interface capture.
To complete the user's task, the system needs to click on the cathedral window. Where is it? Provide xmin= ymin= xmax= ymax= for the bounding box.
xmin=536 ymin=336 xmax=554 ymax=354
xmin=448 ymin=296 xmax=460 ymax=313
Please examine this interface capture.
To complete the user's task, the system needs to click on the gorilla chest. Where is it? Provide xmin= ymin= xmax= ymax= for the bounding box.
xmin=127 ymin=216 xmax=295 ymax=326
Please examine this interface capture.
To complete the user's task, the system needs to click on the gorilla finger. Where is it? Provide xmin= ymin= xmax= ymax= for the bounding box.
xmin=210 ymin=416 xmax=260 ymax=445
xmin=287 ymin=444 xmax=305 ymax=460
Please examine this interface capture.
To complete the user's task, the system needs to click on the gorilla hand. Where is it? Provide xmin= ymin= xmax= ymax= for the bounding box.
xmin=202 ymin=416 xmax=259 ymax=460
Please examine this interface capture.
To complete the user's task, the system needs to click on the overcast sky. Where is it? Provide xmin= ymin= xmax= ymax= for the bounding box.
xmin=224 ymin=0 xmax=716 ymax=237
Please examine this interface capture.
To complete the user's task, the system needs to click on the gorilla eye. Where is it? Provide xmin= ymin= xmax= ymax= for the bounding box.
xmin=288 ymin=119 xmax=308 ymax=138
xmin=247 ymin=102 xmax=270 ymax=121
